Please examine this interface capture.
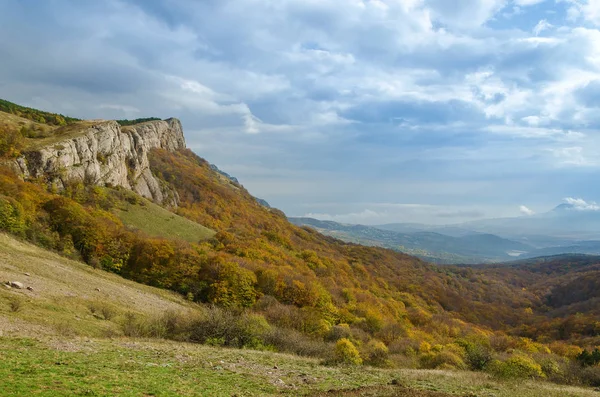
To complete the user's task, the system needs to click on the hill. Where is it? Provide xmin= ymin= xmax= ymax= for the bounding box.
xmin=113 ymin=195 xmax=215 ymax=243
xmin=2 ymin=101 xmax=600 ymax=391
xmin=468 ymin=254 xmax=600 ymax=325
xmin=2 ymin=232 xmax=597 ymax=396
xmin=289 ymin=217 xmax=532 ymax=264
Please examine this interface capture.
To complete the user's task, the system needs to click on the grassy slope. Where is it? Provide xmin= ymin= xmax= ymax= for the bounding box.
xmin=23 ymin=120 xmax=103 ymax=150
xmin=0 ymin=233 xmax=195 ymax=338
xmin=0 ymin=111 xmax=51 ymax=133
xmin=114 ymin=200 xmax=215 ymax=243
xmin=0 ymin=110 xmax=97 ymax=150
xmin=0 ymin=232 xmax=596 ymax=397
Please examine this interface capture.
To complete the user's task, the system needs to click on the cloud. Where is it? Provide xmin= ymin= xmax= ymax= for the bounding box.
xmin=519 ymin=205 xmax=535 ymax=215
xmin=564 ymin=197 xmax=600 ymax=210
xmin=2 ymin=0 xmax=600 ymax=222
xmin=514 ymin=0 xmax=546 ymax=4
xmin=549 ymin=146 xmax=596 ymax=166
xmin=580 ymin=0 xmax=600 ymax=25
xmin=533 ymin=19 xmax=553 ymax=36
xmin=303 ymin=209 xmax=386 ymax=224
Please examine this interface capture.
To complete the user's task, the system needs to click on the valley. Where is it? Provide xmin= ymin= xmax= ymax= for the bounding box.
xmin=291 ymin=213 xmax=600 ymax=264
xmin=1 ymin=100 xmax=600 ymax=394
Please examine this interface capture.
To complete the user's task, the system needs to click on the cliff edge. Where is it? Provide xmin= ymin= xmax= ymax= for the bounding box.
xmin=13 ymin=118 xmax=185 ymax=205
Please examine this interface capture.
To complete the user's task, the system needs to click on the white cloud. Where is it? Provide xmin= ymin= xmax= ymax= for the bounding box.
xmin=533 ymin=19 xmax=553 ymax=36
xmin=549 ymin=146 xmax=596 ymax=166
xmin=5 ymin=0 xmax=600 ymax=221
xmin=582 ymin=0 xmax=600 ymax=25
xmin=564 ymin=197 xmax=600 ymax=210
xmin=514 ymin=0 xmax=546 ymax=5
xmin=304 ymin=209 xmax=385 ymax=224
xmin=519 ymin=205 xmax=535 ymax=215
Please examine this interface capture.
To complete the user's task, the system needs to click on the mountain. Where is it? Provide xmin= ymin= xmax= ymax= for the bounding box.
xmin=469 ymin=254 xmax=600 ymax=321
xmin=290 ymin=217 xmax=533 ymax=264
xmin=3 ymin=100 xmax=600 ymax=388
xmin=459 ymin=205 xmax=600 ymax=241
xmin=210 ymin=163 xmax=270 ymax=207
xmin=376 ymin=223 xmax=474 ymax=237
xmin=3 ymin=236 xmax=593 ymax=396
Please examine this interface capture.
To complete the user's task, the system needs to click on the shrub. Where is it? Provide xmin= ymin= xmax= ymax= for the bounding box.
xmin=263 ymin=327 xmax=332 ymax=358
xmin=388 ymin=337 xmax=420 ymax=356
xmin=458 ymin=339 xmax=492 ymax=370
xmin=88 ymin=301 xmax=118 ymax=320
xmin=188 ymin=306 xmax=271 ymax=349
xmin=8 ymin=297 xmax=23 ymax=312
xmin=548 ymin=341 xmax=583 ymax=359
xmin=576 ymin=348 xmax=600 ymax=367
xmin=363 ymin=340 xmax=390 ymax=367
xmin=419 ymin=351 xmax=467 ymax=370
xmin=54 ymin=321 xmax=77 ymax=337
xmin=538 ymin=356 xmax=563 ymax=378
xmin=0 ymin=196 xmax=27 ymax=236
xmin=122 ymin=312 xmax=148 ymax=337
xmin=0 ymin=128 xmax=24 ymax=158
xmin=333 ymin=338 xmax=362 ymax=365
xmin=579 ymin=365 xmax=600 ymax=387
xmin=488 ymin=355 xmax=544 ymax=379
xmin=489 ymin=333 xmax=514 ymax=352
xmin=158 ymin=310 xmax=190 ymax=340
xmin=326 ymin=324 xmax=352 ymax=342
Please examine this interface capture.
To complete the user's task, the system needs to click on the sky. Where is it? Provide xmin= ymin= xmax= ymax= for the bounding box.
xmin=1 ymin=0 xmax=600 ymax=224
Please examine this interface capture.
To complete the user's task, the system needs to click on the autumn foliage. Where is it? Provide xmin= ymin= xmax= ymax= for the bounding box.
xmin=0 ymin=145 xmax=599 ymax=383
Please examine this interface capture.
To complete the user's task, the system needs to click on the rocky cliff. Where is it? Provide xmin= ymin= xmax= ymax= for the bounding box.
xmin=13 ymin=118 xmax=185 ymax=205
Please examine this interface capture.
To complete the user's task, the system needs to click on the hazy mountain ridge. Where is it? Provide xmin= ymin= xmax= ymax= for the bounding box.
xmin=289 ymin=217 xmax=534 ymax=264
xmin=292 ymin=206 xmax=600 ymax=264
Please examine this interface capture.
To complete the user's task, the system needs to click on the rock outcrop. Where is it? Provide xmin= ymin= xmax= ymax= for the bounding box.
xmin=13 ymin=118 xmax=185 ymax=205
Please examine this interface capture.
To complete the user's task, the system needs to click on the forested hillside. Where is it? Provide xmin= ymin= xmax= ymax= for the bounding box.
xmin=1 ymin=103 xmax=600 ymax=387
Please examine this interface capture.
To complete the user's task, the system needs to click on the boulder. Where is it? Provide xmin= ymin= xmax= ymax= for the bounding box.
xmin=10 ymin=281 xmax=24 ymax=289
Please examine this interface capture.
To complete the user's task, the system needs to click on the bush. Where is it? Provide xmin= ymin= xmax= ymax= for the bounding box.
xmin=8 ymin=297 xmax=23 ymax=312
xmin=388 ymin=337 xmax=420 ymax=356
xmin=326 ymin=324 xmax=352 ymax=342
xmin=88 ymin=301 xmax=118 ymax=320
xmin=363 ymin=340 xmax=390 ymax=367
xmin=121 ymin=312 xmax=148 ymax=337
xmin=263 ymin=327 xmax=332 ymax=358
xmin=419 ymin=350 xmax=467 ymax=370
xmin=333 ymin=338 xmax=362 ymax=365
xmin=577 ymin=348 xmax=600 ymax=367
xmin=189 ymin=306 xmax=271 ymax=349
xmin=54 ymin=321 xmax=77 ymax=337
xmin=458 ymin=339 xmax=492 ymax=370
xmin=488 ymin=355 xmax=544 ymax=379
xmin=579 ymin=365 xmax=600 ymax=387
xmin=548 ymin=341 xmax=583 ymax=359
xmin=0 ymin=196 xmax=27 ymax=236
xmin=0 ymin=128 xmax=24 ymax=158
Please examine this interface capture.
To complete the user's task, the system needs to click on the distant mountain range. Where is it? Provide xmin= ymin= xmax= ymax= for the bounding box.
xmin=290 ymin=202 xmax=600 ymax=264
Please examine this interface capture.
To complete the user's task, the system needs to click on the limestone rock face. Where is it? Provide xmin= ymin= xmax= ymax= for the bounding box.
xmin=13 ymin=118 xmax=185 ymax=206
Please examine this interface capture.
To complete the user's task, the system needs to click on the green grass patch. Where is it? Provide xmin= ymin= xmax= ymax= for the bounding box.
xmin=0 ymin=337 xmax=597 ymax=397
xmin=114 ymin=200 xmax=215 ymax=243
